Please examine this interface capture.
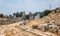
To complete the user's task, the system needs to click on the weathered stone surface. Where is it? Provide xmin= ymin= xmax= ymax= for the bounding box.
xmin=29 ymin=12 xmax=34 ymax=20
xmin=34 ymin=14 xmax=40 ymax=21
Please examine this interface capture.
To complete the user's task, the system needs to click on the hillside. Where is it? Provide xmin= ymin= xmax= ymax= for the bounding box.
xmin=0 ymin=9 xmax=60 ymax=36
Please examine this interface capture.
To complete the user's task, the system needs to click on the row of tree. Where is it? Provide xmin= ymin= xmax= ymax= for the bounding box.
xmin=0 ymin=7 xmax=60 ymax=19
xmin=9 ymin=9 xmax=51 ymax=20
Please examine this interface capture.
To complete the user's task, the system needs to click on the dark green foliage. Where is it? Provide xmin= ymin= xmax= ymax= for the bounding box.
xmin=54 ymin=7 xmax=60 ymax=13
xmin=13 ymin=13 xmax=16 ymax=15
xmin=15 ymin=12 xmax=20 ymax=17
xmin=19 ymin=12 xmax=23 ymax=17
xmin=25 ymin=14 xmax=29 ymax=20
xmin=33 ymin=12 xmax=41 ymax=17
xmin=40 ymin=12 xmax=44 ymax=18
xmin=12 ymin=10 xmax=51 ymax=19
xmin=15 ymin=8 xmax=59 ymax=20
xmin=43 ymin=10 xmax=51 ymax=16
xmin=0 ymin=14 xmax=4 ymax=18
xmin=33 ymin=10 xmax=51 ymax=18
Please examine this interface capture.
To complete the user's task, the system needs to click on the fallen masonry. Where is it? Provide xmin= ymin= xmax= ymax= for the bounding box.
xmin=15 ymin=22 xmax=59 ymax=36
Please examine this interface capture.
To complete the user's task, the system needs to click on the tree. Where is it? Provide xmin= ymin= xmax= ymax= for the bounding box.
xmin=43 ymin=10 xmax=51 ymax=16
xmin=15 ymin=12 xmax=20 ymax=17
xmin=0 ymin=14 xmax=4 ymax=18
xmin=13 ymin=13 xmax=16 ymax=16
xmin=19 ymin=12 xmax=23 ymax=17
xmin=25 ymin=14 xmax=29 ymax=20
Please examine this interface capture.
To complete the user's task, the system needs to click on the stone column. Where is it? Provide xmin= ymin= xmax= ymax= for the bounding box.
xmin=21 ymin=11 xmax=26 ymax=21
xmin=34 ymin=13 xmax=40 ymax=21
xmin=29 ymin=12 xmax=34 ymax=20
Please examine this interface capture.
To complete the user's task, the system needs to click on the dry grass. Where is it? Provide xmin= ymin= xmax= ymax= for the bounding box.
xmin=0 ymin=24 xmax=38 ymax=36
xmin=0 ymin=12 xmax=60 ymax=36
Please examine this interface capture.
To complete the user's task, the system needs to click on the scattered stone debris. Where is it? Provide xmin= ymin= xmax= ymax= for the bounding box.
xmin=0 ymin=8 xmax=60 ymax=36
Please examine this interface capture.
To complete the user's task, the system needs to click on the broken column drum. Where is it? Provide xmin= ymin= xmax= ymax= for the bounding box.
xmin=42 ymin=25 xmax=47 ymax=32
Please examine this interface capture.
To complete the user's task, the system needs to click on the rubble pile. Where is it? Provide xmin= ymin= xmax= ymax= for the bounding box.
xmin=0 ymin=8 xmax=60 ymax=36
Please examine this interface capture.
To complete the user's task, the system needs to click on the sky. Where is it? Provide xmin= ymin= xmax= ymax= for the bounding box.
xmin=0 ymin=0 xmax=60 ymax=15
